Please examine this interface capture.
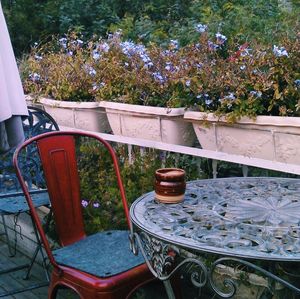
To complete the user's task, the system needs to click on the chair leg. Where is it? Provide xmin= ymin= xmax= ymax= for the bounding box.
xmin=24 ymin=214 xmax=50 ymax=281
xmin=0 ymin=214 xmax=33 ymax=277
xmin=48 ymin=280 xmax=82 ymax=299
xmin=1 ymin=214 xmax=16 ymax=256
xmin=23 ymin=241 xmax=41 ymax=279
xmin=0 ymin=213 xmax=50 ymax=297
xmin=48 ymin=284 xmax=59 ymax=299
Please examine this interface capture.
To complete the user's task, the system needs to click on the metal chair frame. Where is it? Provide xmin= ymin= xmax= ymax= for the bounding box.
xmin=13 ymin=131 xmax=154 ymax=299
xmin=0 ymin=106 xmax=59 ymax=297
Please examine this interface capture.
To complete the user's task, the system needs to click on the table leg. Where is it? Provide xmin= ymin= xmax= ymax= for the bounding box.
xmin=163 ymin=280 xmax=176 ymax=299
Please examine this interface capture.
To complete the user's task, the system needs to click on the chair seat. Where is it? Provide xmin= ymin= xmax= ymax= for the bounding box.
xmin=0 ymin=190 xmax=49 ymax=213
xmin=53 ymin=230 xmax=145 ymax=278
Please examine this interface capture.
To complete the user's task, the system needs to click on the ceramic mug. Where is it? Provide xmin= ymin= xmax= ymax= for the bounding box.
xmin=154 ymin=168 xmax=186 ymax=203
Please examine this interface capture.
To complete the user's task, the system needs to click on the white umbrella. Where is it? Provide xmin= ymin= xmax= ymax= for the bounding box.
xmin=0 ymin=2 xmax=28 ymax=153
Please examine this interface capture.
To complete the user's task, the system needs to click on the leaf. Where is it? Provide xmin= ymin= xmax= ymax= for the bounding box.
xmin=273 ymin=83 xmax=282 ymax=99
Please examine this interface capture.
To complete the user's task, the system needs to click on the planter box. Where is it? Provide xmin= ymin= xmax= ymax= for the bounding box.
xmin=184 ymin=111 xmax=300 ymax=164
xmin=39 ymin=97 xmax=111 ymax=133
xmin=100 ymin=101 xmax=196 ymax=146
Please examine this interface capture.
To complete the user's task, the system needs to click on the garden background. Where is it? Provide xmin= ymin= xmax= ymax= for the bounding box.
xmin=2 ymin=0 xmax=300 ymax=57
xmin=2 ymin=0 xmax=300 ymax=234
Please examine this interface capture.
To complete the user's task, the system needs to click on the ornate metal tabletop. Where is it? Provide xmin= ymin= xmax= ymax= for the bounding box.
xmin=130 ymin=177 xmax=300 ymax=261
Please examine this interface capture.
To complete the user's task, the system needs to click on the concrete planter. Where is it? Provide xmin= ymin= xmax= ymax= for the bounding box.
xmin=39 ymin=97 xmax=111 ymax=132
xmin=100 ymin=101 xmax=196 ymax=146
xmin=184 ymin=111 xmax=300 ymax=164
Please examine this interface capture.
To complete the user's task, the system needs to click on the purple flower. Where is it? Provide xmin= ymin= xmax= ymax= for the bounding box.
xmin=240 ymin=46 xmax=252 ymax=57
xmin=99 ymin=42 xmax=110 ymax=53
xmin=59 ymin=37 xmax=67 ymax=48
xmin=75 ymin=39 xmax=83 ymax=46
xmin=89 ymin=67 xmax=97 ymax=76
xmin=84 ymin=65 xmax=97 ymax=76
xmin=185 ymin=80 xmax=191 ymax=87
xmin=219 ymin=93 xmax=236 ymax=109
xmin=165 ymin=62 xmax=172 ymax=71
xmin=197 ymin=93 xmax=212 ymax=106
xmin=92 ymin=82 xmax=105 ymax=91
xmin=224 ymin=92 xmax=236 ymax=101
xmin=216 ymin=32 xmax=227 ymax=44
xmin=273 ymin=45 xmax=288 ymax=57
xmin=195 ymin=23 xmax=207 ymax=33
xmin=29 ymin=73 xmax=41 ymax=82
xmin=81 ymin=200 xmax=89 ymax=208
xmin=114 ymin=29 xmax=123 ymax=38
xmin=294 ymin=79 xmax=300 ymax=88
xmin=34 ymin=55 xmax=43 ymax=60
xmin=169 ymin=39 xmax=179 ymax=50
xmin=208 ymin=41 xmax=219 ymax=51
xmin=159 ymin=152 xmax=166 ymax=161
xmin=250 ymin=91 xmax=262 ymax=98
xmin=93 ymin=202 xmax=100 ymax=208
xmin=92 ymin=50 xmax=101 ymax=60
xmin=152 ymin=72 xmax=166 ymax=84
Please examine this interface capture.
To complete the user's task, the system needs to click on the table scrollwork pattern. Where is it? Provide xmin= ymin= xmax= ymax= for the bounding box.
xmin=130 ymin=231 xmax=207 ymax=289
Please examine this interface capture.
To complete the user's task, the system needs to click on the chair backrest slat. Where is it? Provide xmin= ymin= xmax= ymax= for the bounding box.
xmin=37 ymin=135 xmax=86 ymax=246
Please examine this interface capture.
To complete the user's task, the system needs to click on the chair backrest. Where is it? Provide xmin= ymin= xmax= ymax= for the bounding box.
xmin=13 ymin=131 xmax=130 ymax=265
xmin=37 ymin=134 xmax=85 ymax=246
xmin=0 ymin=106 xmax=59 ymax=194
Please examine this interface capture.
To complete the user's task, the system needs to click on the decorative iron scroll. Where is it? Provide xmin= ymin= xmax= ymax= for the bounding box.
xmin=130 ymin=231 xmax=207 ymax=289
xmin=0 ymin=106 xmax=59 ymax=193
xmin=130 ymin=231 xmax=300 ymax=298
xmin=208 ymin=257 xmax=300 ymax=298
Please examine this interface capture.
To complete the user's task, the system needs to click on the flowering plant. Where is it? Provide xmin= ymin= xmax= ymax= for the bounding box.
xmin=21 ymin=28 xmax=300 ymax=118
xmin=21 ymin=31 xmax=201 ymax=106
xmin=189 ymin=36 xmax=300 ymax=122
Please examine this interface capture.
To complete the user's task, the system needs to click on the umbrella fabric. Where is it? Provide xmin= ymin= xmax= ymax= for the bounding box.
xmin=0 ymin=3 xmax=28 ymax=153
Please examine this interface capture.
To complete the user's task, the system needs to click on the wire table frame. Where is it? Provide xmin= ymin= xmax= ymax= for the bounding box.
xmin=130 ymin=177 xmax=300 ymax=299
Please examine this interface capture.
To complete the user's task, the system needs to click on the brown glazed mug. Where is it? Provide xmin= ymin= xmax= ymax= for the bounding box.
xmin=154 ymin=168 xmax=186 ymax=203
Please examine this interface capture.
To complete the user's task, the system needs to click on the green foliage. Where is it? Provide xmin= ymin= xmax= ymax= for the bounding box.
xmin=77 ymin=141 xmax=201 ymax=234
xmin=2 ymin=0 xmax=300 ymax=56
xmin=188 ymin=0 xmax=300 ymax=44
xmin=58 ymin=0 xmax=120 ymax=36
xmin=2 ymin=0 xmax=62 ymax=56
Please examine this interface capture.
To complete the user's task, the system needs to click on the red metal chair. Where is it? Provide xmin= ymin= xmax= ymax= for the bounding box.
xmin=13 ymin=131 xmax=154 ymax=299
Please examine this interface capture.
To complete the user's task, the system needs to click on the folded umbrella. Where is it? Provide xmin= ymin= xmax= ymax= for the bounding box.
xmin=0 ymin=3 xmax=28 ymax=153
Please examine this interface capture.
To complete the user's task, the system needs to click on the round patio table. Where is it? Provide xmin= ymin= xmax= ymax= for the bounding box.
xmin=130 ymin=177 xmax=300 ymax=299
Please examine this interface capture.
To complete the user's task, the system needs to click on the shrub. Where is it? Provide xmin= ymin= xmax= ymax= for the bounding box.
xmin=77 ymin=141 xmax=201 ymax=234
xmin=189 ymin=35 xmax=300 ymax=121
xmin=3 ymin=0 xmax=300 ymax=56
xmin=21 ymin=28 xmax=300 ymax=118
xmin=21 ymin=30 xmax=203 ymax=106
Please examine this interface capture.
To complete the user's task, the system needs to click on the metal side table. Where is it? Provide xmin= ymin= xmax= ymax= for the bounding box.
xmin=130 ymin=177 xmax=300 ymax=299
